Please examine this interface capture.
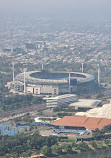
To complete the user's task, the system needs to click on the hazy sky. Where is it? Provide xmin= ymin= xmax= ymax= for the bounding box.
xmin=0 ymin=0 xmax=111 ymax=23
xmin=0 ymin=0 xmax=110 ymax=9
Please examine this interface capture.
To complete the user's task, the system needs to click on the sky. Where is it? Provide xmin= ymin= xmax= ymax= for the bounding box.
xmin=0 ymin=0 xmax=111 ymax=25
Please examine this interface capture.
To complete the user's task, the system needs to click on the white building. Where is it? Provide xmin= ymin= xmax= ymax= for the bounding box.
xmin=44 ymin=94 xmax=77 ymax=108
xmin=69 ymin=99 xmax=101 ymax=110
xmin=27 ymin=85 xmax=59 ymax=95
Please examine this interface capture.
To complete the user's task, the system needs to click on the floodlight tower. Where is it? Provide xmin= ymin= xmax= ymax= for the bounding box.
xmin=12 ymin=63 xmax=15 ymax=89
xmin=42 ymin=63 xmax=44 ymax=70
xmin=69 ymin=72 xmax=71 ymax=94
xmin=98 ymin=64 xmax=100 ymax=86
xmin=11 ymin=47 xmax=13 ymax=54
xmin=82 ymin=62 xmax=84 ymax=73
xmin=24 ymin=68 xmax=27 ymax=94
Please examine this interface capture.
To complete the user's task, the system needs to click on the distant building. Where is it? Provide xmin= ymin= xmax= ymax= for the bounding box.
xmin=75 ymin=103 xmax=111 ymax=119
xmin=10 ymin=69 xmax=99 ymax=95
xmin=44 ymin=94 xmax=77 ymax=108
xmin=27 ymin=85 xmax=59 ymax=95
xmin=69 ymin=99 xmax=101 ymax=110
xmin=51 ymin=116 xmax=111 ymax=131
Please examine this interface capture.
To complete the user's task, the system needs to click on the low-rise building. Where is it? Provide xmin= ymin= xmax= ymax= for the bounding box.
xmin=51 ymin=116 xmax=111 ymax=131
xmin=44 ymin=94 xmax=77 ymax=108
xmin=69 ymin=99 xmax=101 ymax=110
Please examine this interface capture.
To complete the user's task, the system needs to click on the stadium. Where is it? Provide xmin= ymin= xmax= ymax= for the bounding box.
xmin=12 ymin=69 xmax=99 ymax=95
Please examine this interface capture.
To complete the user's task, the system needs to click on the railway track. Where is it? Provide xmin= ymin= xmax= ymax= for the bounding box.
xmin=0 ymin=103 xmax=47 ymax=123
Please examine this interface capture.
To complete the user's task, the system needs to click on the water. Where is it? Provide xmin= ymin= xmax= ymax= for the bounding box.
xmin=57 ymin=149 xmax=111 ymax=158
xmin=71 ymin=149 xmax=111 ymax=158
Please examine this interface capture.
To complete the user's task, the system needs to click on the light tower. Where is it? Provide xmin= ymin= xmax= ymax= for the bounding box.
xmin=12 ymin=63 xmax=15 ymax=89
xmin=11 ymin=47 xmax=13 ymax=54
xmin=98 ymin=64 xmax=100 ymax=86
xmin=42 ymin=63 xmax=44 ymax=70
xmin=69 ymin=72 xmax=71 ymax=94
xmin=82 ymin=62 xmax=84 ymax=73
xmin=24 ymin=68 xmax=27 ymax=94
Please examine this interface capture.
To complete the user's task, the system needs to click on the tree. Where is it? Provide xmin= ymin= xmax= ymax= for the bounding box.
xmin=76 ymin=142 xmax=90 ymax=151
xmin=93 ymin=128 xmax=105 ymax=139
xmin=0 ymin=131 xmax=58 ymax=157
xmin=41 ymin=145 xmax=52 ymax=156
xmin=47 ymin=136 xmax=58 ymax=147
xmin=32 ymin=96 xmax=43 ymax=104
xmin=103 ymin=125 xmax=111 ymax=133
xmin=62 ymin=144 xmax=73 ymax=154
xmin=51 ymin=145 xmax=62 ymax=155
xmin=22 ymin=114 xmax=34 ymax=124
xmin=90 ymin=140 xmax=97 ymax=148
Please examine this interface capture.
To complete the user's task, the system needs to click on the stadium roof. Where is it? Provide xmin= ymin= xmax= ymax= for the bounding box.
xmin=51 ymin=116 xmax=111 ymax=130
xmin=15 ymin=70 xmax=95 ymax=85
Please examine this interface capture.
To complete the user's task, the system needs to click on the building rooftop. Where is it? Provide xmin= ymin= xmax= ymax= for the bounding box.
xmin=75 ymin=103 xmax=111 ymax=119
xmin=51 ymin=116 xmax=111 ymax=130
xmin=15 ymin=70 xmax=95 ymax=85
xmin=69 ymin=99 xmax=101 ymax=108
xmin=44 ymin=94 xmax=77 ymax=100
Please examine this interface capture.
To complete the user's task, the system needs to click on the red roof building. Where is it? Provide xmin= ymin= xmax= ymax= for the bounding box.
xmin=51 ymin=116 xmax=111 ymax=130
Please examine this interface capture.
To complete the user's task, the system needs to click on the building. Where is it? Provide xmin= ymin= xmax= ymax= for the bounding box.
xmin=0 ymin=124 xmax=30 ymax=136
xmin=75 ymin=102 xmax=111 ymax=119
xmin=69 ymin=99 xmax=101 ymax=110
xmin=51 ymin=116 xmax=111 ymax=131
xmin=10 ymin=69 xmax=99 ymax=95
xmin=44 ymin=94 xmax=77 ymax=108
xmin=27 ymin=85 xmax=59 ymax=95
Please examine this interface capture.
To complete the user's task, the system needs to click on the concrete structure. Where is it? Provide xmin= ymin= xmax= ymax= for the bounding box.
xmin=45 ymin=94 xmax=77 ymax=108
xmin=69 ymin=99 xmax=101 ymax=110
xmin=10 ymin=69 xmax=99 ymax=95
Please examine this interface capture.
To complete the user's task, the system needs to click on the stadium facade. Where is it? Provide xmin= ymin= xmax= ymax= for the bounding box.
xmin=11 ymin=69 xmax=99 ymax=95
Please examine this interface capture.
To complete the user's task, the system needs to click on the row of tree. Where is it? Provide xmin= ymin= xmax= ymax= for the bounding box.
xmin=1 ymin=126 xmax=111 ymax=157
xmin=0 ymin=131 xmax=58 ymax=157
xmin=53 ymin=105 xmax=76 ymax=112
xmin=0 ymin=94 xmax=43 ymax=111
xmin=0 ymin=131 xmax=91 ymax=157
xmin=41 ymin=141 xmax=90 ymax=156
xmin=93 ymin=125 xmax=111 ymax=139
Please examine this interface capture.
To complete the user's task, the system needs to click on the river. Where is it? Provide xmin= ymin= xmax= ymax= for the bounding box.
xmin=57 ymin=148 xmax=111 ymax=158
